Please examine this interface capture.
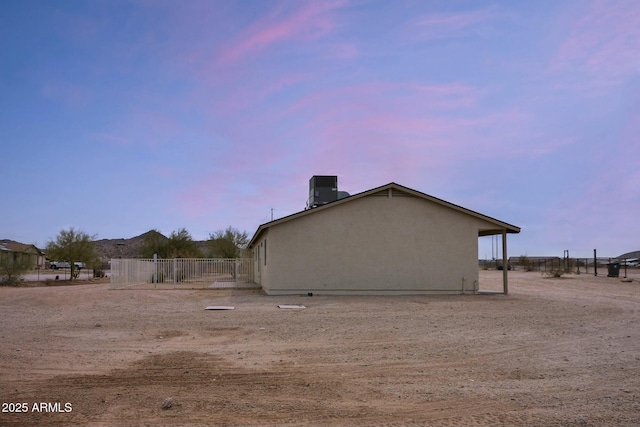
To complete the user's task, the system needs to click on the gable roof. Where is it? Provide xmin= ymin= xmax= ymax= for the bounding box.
xmin=248 ymin=182 xmax=520 ymax=248
xmin=0 ymin=241 xmax=44 ymax=255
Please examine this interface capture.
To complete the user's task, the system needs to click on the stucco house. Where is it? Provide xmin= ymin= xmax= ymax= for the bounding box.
xmin=248 ymin=181 xmax=520 ymax=295
xmin=0 ymin=240 xmax=46 ymax=269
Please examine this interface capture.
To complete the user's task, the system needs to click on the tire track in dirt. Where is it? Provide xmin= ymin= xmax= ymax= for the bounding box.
xmin=2 ymin=350 xmax=526 ymax=426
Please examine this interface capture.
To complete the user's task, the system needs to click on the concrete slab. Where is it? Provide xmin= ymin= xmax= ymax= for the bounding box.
xmin=209 ymin=282 xmax=261 ymax=289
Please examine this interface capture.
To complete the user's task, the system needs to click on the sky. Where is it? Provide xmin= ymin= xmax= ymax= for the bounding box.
xmin=1 ymin=0 xmax=638 ymax=259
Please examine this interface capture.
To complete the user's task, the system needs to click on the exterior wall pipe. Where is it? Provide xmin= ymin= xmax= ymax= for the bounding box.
xmin=502 ymin=229 xmax=508 ymax=295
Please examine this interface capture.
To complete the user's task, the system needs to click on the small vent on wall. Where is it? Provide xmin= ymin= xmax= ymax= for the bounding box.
xmin=392 ymin=188 xmax=415 ymax=197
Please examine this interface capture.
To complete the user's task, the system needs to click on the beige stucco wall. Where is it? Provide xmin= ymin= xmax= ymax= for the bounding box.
xmin=257 ymin=192 xmax=500 ymax=295
xmin=251 ymin=230 xmax=269 ymax=286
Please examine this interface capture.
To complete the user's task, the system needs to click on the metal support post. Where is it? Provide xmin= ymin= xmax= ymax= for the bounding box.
xmin=502 ymin=230 xmax=508 ymax=295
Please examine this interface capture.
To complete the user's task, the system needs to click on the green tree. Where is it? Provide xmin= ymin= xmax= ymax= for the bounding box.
xmin=166 ymin=228 xmax=201 ymax=258
xmin=139 ymin=229 xmax=169 ymax=258
xmin=139 ymin=228 xmax=201 ymax=259
xmin=207 ymin=226 xmax=249 ymax=258
xmin=45 ymin=228 xmax=97 ymax=281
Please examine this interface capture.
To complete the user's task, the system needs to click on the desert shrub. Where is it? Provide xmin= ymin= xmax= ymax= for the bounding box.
xmin=544 ymin=268 xmax=565 ymax=278
xmin=0 ymin=276 xmax=24 ymax=286
xmin=519 ymin=255 xmax=533 ymax=272
xmin=0 ymin=258 xmax=29 ymax=286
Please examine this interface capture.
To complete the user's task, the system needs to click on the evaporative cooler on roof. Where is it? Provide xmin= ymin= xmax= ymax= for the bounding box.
xmin=307 ymin=175 xmax=338 ymax=209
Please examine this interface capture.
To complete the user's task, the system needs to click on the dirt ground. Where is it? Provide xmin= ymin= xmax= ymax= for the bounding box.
xmin=1 ymin=270 xmax=639 ymax=426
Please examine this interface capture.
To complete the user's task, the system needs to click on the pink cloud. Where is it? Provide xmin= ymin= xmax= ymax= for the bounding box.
xmin=89 ymin=132 xmax=132 ymax=146
xmin=282 ymin=81 xmax=480 ymax=122
xmin=194 ymin=77 xmax=533 ymax=191
xmin=133 ymin=111 xmax=179 ymax=134
xmin=544 ymin=173 xmax=639 ymax=256
xmin=151 ymin=166 xmax=177 ymax=179
xmin=283 ymin=81 xmax=485 ymax=146
xmin=176 ymin=166 xmax=305 ymax=230
xmin=541 ymin=107 xmax=640 ymax=256
xmin=94 ymin=110 xmax=182 ymax=149
xmin=317 ymin=110 xmax=543 ymax=193
xmin=327 ymin=43 xmax=358 ymax=60
xmin=211 ymin=71 xmax=315 ymax=115
xmin=51 ymin=8 xmax=103 ymax=46
xmin=177 ymin=173 xmax=237 ymax=219
xmin=183 ymin=67 xmax=547 ymax=210
xmin=41 ymin=82 xmax=92 ymax=108
xmin=216 ymin=1 xmax=347 ymax=67
xmin=551 ymin=0 xmax=640 ymax=84
xmin=410 ymin=8 xmax=503 ymax=40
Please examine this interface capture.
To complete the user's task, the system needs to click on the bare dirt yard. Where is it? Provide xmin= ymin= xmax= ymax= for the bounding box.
xmin=1 ymin=270 xmax=639 ymax=426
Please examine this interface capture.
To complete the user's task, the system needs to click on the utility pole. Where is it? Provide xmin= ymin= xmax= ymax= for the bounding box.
xmin=270 ymin=208 xmax=274 ymax=221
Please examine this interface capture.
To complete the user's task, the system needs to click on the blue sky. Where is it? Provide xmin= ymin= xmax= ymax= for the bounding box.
xmin=1 ymin=0 xmax=638 ymax=258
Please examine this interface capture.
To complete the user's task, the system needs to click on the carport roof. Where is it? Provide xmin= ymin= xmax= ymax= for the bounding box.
xmin=248 ymin=182 xmax=520 ymax=248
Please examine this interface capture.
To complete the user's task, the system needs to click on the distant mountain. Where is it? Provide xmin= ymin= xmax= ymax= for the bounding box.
xmin=92 ymin=230 xmax=209 ymax=260
xmin=92 ymin=230 xmax=169 ymax=260
xmin=618 ymin=250 xmax=640 ymax=260
xmin=4 ymin=231 xmax=213 ymax=260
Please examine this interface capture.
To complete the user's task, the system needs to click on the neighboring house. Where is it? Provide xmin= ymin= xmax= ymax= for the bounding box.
xmin=0 ymin=240 xmax=46 ymax=269
xmin=248 ymin=181 xmax=520 ymax=295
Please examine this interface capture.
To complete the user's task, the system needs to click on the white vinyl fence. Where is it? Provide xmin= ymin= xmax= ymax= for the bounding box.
xmin=110 ymin=258 xmax=256 ymax=289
